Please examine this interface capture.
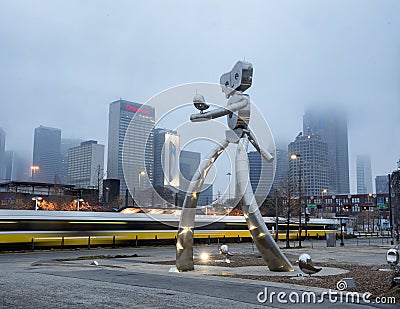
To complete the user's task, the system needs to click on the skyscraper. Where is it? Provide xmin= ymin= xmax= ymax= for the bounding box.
xmin=272 ymin=148 xmax=289 ymax=192
xmin=0 ymin=128 xmax=5 ymax=182
xmin=179 ymin=150 xmax=200 ymax=193
xmin=356 ymin=155 xmax=373 ymax=194
xmin=288 ymin=134 xmax=329 ymax=196
xmin=375 ymin=175 xmax=389 ymax=194
xmin=248 ymin=151 xmax=274 ymax=196
xmin=60 ymin=138 xmax=82 ymax=184
xmin=32 ymin=125 xmax=61 ymax=183
xmin=107 ymin=99 xmax=155 ymax=197
xmin=303 ymin=108 xmax=350 ymax=194
xmin=68 ymin=140 xmax=105 ymax=189
xmin=153 ymin=128 xmax=180 ymax=189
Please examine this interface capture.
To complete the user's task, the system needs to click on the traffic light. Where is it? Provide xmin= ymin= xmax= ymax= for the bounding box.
xmin=362 ymin=206 xmax=369 ymax=211
xmin=305 ymin=213 xmax=310 ymax=222
xmin=316 ymin=204 xmax=322 ymax=209
xmin=343 ymin=205 xmax=351 ymax=210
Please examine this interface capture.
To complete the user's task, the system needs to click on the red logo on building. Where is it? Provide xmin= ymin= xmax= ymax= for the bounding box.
xmin=125 ymin=105 xmax=151 ymax=115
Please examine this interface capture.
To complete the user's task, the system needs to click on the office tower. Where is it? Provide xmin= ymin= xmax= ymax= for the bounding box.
xmin=198 ymin=183 xmax=213 ymax=206
xmin=356 ymin=155 xmax=373 ymax=194
xmin=4 ymin=151 xmax=18 ymax=181
xmin=303 ymin=108 xmax=350 ymax=194
xmin=32 ymin=125 xmax=61 ymax=183
xmin=107 ymin=99 xmax=155 ymax=197
xmin=60 ymin=138 xmax=82 ymax=184
xmin=67 ymin=140 xmax=105 ymax=188
xmin=375 ymin=175 xmax=389 ymax=194
xmin=179 ymin=150 xmax=201 ymax=193
xmin=248 ymin=151 xmax=274 ymax=196
xmin=0 ymin=128 xmax=5 ymax=182
xmin=153 ymin=128 xmax=180 ymax=189
xmin=271 ymin=148 xmax=289 ymax=192
xmin=288 ymin=134 xmax=329 ymax=196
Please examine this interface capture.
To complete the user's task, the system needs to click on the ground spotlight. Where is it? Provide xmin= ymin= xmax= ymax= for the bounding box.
xmin=200 ymin=252 xmax=209 ymax=261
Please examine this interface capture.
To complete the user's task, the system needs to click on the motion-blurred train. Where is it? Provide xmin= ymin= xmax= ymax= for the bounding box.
xmin=0 ymin=209 xmax=340 ymax=249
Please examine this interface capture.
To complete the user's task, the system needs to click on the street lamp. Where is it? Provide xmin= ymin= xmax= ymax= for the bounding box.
xmin=31 ymin=166 xmax=39 ymax=181
xmin=226 ymin=172 xmax=232 ymax=204
xmin=138 ymin=171 xmax=146 ymax=206
xmin=73 ymin=198 xmax=84 ymax=211
xmin=321 ymin=189 xmax=327 ymax=219
xmin=290 ymin=153 xmax=302 ymax=248
xmin=32 ymin=196 xmax=43 ymax=211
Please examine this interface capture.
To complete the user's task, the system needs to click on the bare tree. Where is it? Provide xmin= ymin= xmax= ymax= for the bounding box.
xmin=94 ymin=165 xmax=105 ymax=204
xmin=279 ymin=172 xmax=299 ymax=248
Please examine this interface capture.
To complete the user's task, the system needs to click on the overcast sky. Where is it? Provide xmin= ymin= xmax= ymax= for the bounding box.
xmin=0 ymin=0 xmax=399 ymax=194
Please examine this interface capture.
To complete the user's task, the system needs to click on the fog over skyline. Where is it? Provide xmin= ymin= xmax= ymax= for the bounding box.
xmin=0 ymin=1 xmax=399 ymax=194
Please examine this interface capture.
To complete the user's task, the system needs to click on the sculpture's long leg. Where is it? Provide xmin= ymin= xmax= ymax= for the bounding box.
xmin=236 ymin=138 xmax=294 ymax=272
xmin=176 ymin=139 xmax=229 ymax=271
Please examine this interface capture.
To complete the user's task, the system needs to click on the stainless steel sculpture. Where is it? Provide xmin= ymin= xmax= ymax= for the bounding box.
xmin=175 ymin=61 xmax=294 ymax=272
xmin=297 ymin=253 xmax=321 ymax=276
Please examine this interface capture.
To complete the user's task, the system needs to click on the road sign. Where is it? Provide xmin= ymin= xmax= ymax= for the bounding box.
xmin=377 ymin=204 xmax=388 ymax=209
xmin=307 ymin=204 xmax=317 ymax=208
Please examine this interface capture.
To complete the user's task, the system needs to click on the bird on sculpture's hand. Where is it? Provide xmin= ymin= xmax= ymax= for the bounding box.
xmin=297 ymin=253 xmax=322 ymax=277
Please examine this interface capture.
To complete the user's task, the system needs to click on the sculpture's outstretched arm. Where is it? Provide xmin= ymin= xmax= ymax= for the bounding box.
xmin=245 ymin=129 xmax=274 ymax=163
xmin=190 ymin=93 xmax=249 ymax=122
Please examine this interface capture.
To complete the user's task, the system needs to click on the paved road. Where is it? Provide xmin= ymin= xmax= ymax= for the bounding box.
xmin=0 ymin=244 xmax=398 ymax=308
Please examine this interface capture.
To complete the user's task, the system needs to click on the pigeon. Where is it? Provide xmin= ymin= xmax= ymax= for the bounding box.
xmin=297 ymin=253 xmax=321 ymax=276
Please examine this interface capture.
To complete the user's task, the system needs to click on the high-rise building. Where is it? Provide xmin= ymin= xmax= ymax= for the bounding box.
xmin=288 ymin=134 xmax=329 ymax=196
xmin=32 ymin=125 xmax=61 ymax=183
xmin=60 ymin=138 xmax=82 ymax=184
xmin=198 ymin=183 xmax=213 ymax=206
xmin=356 ymin=155 xmax=373 ymax=194
xmin=107 ymin=99 xmax=155 ymax=197
xmin=248 ymin=151 xmax=274 ymax=196
xmin=375 ymin=175 xmax=389 ymax=194
xmin=67 ymin=140 xmax=105 ymax=189
xmin=179 ymin=150 xmax=201 ymax=193
xmin=153 ymin=128 xmax=180 ymax=189
xmin=271 ymin=148 xmax=289 ymax=192
xmin=0 ymin=128 xmax=5 ymax=182
xmin=303 ymin=108 xmax=350 ymax=194
xmin=4 ymin=151 xmax=17 ymax=181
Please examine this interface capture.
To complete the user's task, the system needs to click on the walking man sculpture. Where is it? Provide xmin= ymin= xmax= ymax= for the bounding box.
xmin=176 ymin=61 xmax=294 ymax=272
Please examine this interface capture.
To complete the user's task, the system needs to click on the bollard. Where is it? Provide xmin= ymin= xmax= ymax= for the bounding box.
xmin=237 ymin=235 xmax=240 ymax=244
xmin=61 ymin=236 xmax=64 ymax=250
xmin=174 ymin=236 xmax=177 ymax=245
xmin=113 ymin=236 xmax=116 ymax=247
xmin=208 ymin=235 xmax=210 ymax=245
xmin=135 ymin=235 xmax=138 ymax=247
xmin=88 ymin=236 xmax=91 ymax=250
xmin=31 ymin=238 xmax=34 ymax=251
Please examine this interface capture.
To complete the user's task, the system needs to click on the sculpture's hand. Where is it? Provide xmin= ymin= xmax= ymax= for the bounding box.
xmin=190 ymin=107 xmax=231 ymax=122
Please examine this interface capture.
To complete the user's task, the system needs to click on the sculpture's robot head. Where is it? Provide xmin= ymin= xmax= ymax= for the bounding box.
xmin=220 ymin=61 xmax=253 ymax=98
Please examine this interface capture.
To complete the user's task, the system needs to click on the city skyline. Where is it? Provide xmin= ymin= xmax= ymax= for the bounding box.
xmin=0 ymin=1 xmax=399 ymax=194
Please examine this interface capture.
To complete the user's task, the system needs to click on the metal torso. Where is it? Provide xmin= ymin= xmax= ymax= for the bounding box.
xmin=227 ymin=92 xmax=250 ymax=131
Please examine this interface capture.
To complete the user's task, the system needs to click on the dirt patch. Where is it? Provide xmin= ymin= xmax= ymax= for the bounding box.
xmin=151 ymin=252 xmax=400 ymax=303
